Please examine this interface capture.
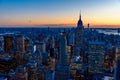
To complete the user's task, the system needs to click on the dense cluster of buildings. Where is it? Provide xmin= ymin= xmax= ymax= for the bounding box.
xmin=0 ymin=14 xmax=120 ymax=80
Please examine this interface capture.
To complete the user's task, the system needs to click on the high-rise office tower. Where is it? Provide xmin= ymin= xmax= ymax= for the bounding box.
xmin=88 ymin=41 xmax=105 ymax=74
xmin=59 ymin=34 xmax=68 ymax=65
xmin=49 ymin=36 xmax=55 ymax=57
xmin=34 ymin=41 xmax=48 ymax=65
xmin=4 ymin=35 xmax=13 ymax=52
xmin=15 ymin=66 xmax=28 ymax=80
xmin=26 ymin=59 xmax=38 ymax=80
xmin=24 ymin=38 xmax=30 ymax=53
xmin=50 ymin=36 xmax=55 ymax=49
xmin=16 ymin=35 xmax=25 ymax=53
xmin=0 ymin=36 xmax=4 ymax=52
xmin=34 ymin=48 xmax=42 ymax=67
xmin=55 ymin=34 xmax=70 ymax=80
xmin=114 ymin=57 xmax=120 ymax=80
xmin=34 ymin=41 xmax=46 ymax=53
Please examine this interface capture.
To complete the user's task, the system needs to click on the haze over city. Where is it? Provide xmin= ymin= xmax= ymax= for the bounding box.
xmin=0 ymin=0 xmax=120 ymax=27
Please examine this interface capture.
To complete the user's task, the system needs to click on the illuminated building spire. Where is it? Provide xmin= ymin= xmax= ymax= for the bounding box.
xmin=79 ymin=11 xmax=81 ymax=20
xmin=77 ymin=11 xmax=83 ymax=27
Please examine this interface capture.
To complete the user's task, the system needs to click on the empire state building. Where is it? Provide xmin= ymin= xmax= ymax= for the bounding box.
xmin=77 ymin=13 xmax=83 ymax=28
xmin=74 ymin=13 xmax=84 ymax=62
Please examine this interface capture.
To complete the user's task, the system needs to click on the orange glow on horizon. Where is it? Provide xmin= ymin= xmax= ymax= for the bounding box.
xmin=0 ymin=16 xmax=120 ymax=28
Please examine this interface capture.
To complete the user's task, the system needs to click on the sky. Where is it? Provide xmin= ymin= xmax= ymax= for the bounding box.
xmin=0 ymin=0 xmax=120 ymax=27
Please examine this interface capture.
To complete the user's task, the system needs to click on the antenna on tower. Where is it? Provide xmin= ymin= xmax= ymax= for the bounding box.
xmin=79 ymin=10 xmax=81 ymax=20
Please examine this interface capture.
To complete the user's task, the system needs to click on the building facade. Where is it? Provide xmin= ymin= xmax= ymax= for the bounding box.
xmin=88 ymin=41 xmax=105 ymax=74
xmin=55 ymin=34 xmax=70 ymax=80
xmin=4 ymin=35 xmax=13 ymax=52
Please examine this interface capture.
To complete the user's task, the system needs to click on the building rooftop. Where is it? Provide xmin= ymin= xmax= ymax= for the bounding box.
xmin=1 ymin=56 xmax=12 ymax=61
xmin=89 ymin=41 xmax=105 ymax=45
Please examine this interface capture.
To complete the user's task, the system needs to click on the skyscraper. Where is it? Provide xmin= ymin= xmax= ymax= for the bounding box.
xmin=4 ymin=35 xmax=13 ymax=52
xmin=114 ymin=56 xmax=120 ymax=80
xmin=34 ymin=48 xmax=42 ymax=67
xmin=34 ymin=41 xmax=48 ymax=65
xmin=24 ymin=38 xmax=30 ymax=53
xmin=49 ymin=36 xmax=55 ymax=58
xmin=15 ymin=66 xmax=28 ymax=80
xmin=74 ymin=12 xmax=84 ymax=62
xmin=77 ymin=13 xmax=83 ymax=28
xmin=16 ymin=35 xmax=25 ymax=53
xmin=59 ymin=34 xmax=68 ymax=65
xmin=0 ymin=35 xmax=4 ymax=52
xmin=55 ymin=33 xmax=70 ymax=80
xmin=88 ymin=41 xmax=105 ymax=74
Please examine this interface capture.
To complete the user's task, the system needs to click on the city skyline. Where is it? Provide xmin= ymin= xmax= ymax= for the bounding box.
xmin=0 ymin=0 xmax=120 ymax=28
xmin=0 ymin=11 xmax=120 ymax=79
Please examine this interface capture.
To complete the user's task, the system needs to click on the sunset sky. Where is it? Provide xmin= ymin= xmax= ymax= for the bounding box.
xmin=0 ymin=0 xmax=120 ymax=27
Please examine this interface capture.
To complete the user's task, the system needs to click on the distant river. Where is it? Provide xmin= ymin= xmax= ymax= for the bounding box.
xmin=96 ymin=29 xmax=120 ymax=35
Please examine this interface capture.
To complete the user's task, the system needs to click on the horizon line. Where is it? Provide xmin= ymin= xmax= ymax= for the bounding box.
xmin=0 ymin=24 xmax=120 ymax=28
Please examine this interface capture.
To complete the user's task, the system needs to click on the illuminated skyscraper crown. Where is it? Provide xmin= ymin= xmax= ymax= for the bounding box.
xmin=77 ymin=12 xmax=83 ymax=28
